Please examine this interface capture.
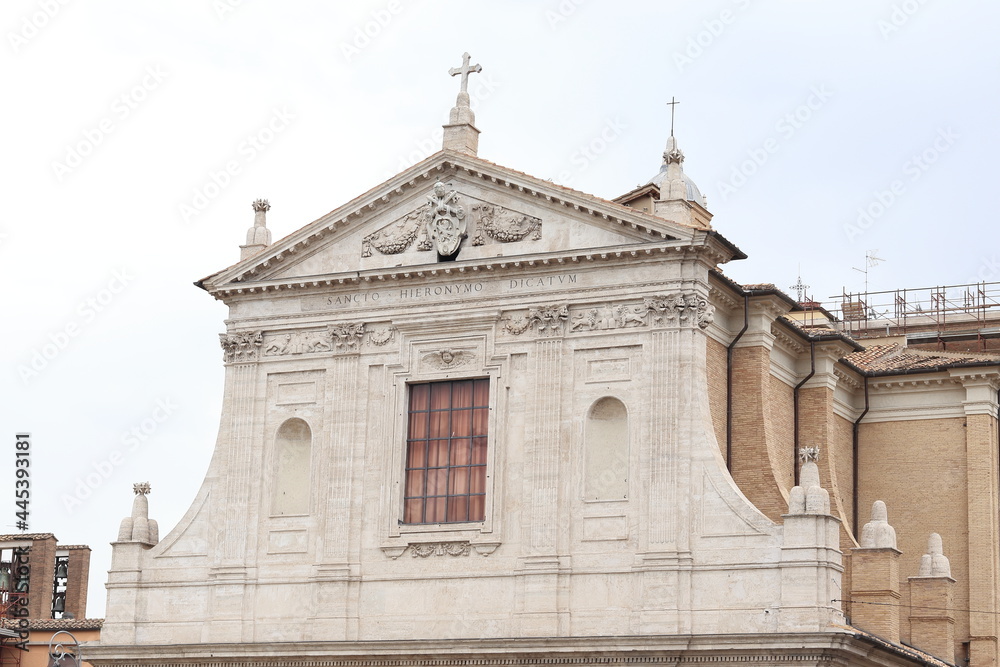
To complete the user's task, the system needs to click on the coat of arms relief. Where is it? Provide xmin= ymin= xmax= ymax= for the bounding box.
xmin=361 ymin=182 xmax=542 ymax=259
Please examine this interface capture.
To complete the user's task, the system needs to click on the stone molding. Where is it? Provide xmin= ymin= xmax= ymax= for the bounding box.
xmin=212 ymin=242 xmax=724 ymax=299
xmin=833 ymin=365 xmax=864 ymax=391
xmin=770 ymin=324 xmax=807 ymax=355
xmin=84 ymin=633 xmax=919 ymax=667
xmin=708 ymin=284 xmax=742 ymax=313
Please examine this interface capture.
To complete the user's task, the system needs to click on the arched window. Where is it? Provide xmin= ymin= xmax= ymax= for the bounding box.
xmin=584 ymin=397 xmax=629 ymax=501
xmin=272 ymin=418 xmax=311 ymax=515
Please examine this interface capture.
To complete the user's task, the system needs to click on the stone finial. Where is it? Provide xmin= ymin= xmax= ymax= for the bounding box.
xmin=241 ymin=198 xmax=273 ymax=260
xmin=788 ymin=446 xmax=830 ymax=514
xmin=442 ymin=52 xmax=482 ymax=156
xmin=860 ymin=500 xmax=898 ymax=549
xmin=798 ymin=446 xmax=820 ymax=464
xmin=663 ymin=135 xmax=685 ymax=165
xmin=918 ymin=533 xmax=952 ymax=578
xmin=118 ymin=482 xmax=159 ymax=547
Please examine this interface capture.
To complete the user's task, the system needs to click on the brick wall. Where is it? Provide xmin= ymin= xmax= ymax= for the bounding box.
xmin=729 ymin=346 xmax=793 ymax=522
xmin=64 ymin=546 xmax=90 ymax=619
xmin=858 ymin=418 xmax=969 ymax=650
xmin=705 ymin=336 xmax=729 ymax=459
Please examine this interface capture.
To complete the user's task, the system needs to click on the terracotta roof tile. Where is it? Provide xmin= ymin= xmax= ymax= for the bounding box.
xmin=0 ymin=533 xmax=55 ymax=542
xmin=845 ymin=343 xmax=1000 ymax=373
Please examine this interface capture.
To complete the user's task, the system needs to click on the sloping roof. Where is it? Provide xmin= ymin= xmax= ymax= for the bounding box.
xmin=845 ymin=343 xmax=1000 ymax=374
xmin=840 ymin=624 xmax=953 ymax=667
xmin=0 ymin=533 xmax=55 ymax=542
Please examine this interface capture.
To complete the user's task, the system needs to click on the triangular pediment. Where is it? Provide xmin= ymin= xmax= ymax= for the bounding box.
xmin=200 ymin=151 xmax=728 ymax=292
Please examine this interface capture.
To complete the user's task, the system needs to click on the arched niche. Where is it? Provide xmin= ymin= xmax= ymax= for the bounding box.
xmin=272 ymin=418 xmax=311 ymax=515
xmin=584 ymin=397 xmax=629 ymax=501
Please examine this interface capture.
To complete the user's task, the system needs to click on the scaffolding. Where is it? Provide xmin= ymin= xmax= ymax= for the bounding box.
xmin=0 ymin=590 xmax=25 ymax=667
xmin=832 ymin=281 xmax=1000 ymax=350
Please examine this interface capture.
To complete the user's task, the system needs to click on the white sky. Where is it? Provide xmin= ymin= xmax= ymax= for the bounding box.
xmin=2 ymin=1 xmax=997 ymax=618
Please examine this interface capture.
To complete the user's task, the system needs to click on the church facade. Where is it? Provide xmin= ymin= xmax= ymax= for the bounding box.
xmin=88 ymin=57 xmax=999 ymax=667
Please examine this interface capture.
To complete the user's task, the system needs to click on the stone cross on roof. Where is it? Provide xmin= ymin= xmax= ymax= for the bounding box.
xmin=667 ymin=96 xmax=679 ymax=137
xmin=449 ymin=52 xmax=482 ymax=96
xmin=442 ymin=53 xmax=483 ymax=156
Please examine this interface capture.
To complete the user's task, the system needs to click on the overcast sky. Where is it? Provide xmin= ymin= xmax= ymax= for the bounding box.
xmin=3 ymin=1 xmax=997 ymax=618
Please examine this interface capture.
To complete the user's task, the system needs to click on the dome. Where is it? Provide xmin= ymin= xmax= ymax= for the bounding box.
xmin=647 ymin=135 xmax=707 ymax=208
xmin=647 ymin=163 xmax=706 ymax=207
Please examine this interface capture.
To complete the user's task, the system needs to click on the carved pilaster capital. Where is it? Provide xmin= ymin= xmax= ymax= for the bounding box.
xmin=219 ymin=330 xmax=263 ymax=364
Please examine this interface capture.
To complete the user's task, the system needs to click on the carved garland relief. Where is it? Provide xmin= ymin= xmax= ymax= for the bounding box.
xmin=362 ymin=183 xmax=542 ymax=258
xmin=502 ymin=293 xmax=715 ymax=337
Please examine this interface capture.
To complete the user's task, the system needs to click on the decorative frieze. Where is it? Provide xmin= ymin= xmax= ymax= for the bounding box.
xmin=220 ymin=330 xmax=263 ymax=363
xmin=503 ymin=304 xmax=569 ymax=336
xmin=503 ymin=293 xmax=714 ymax=338
xmin=264 ymin=331 xmax=332 ymax=356
xmin=571 ymin=304 xmax=646 ymax=331
xmin=261 ymin=324 xmax=395 ymax=357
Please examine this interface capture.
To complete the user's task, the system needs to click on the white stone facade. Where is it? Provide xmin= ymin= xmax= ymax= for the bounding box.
xmin=92 ymin=150 xmax=850 ymax=662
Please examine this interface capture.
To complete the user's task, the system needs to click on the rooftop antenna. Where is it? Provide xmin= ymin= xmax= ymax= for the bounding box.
xmin=852 ymin=250 xmax=885 ymax=318
xmin=853 ymin=250 xmax=885 ymax=294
